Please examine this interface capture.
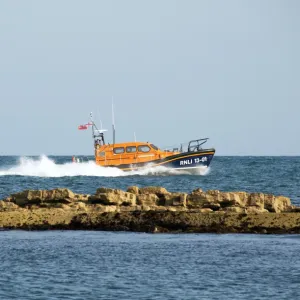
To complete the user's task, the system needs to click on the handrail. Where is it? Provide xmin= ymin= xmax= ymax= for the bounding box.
xmin=188 ymin=138 xmax=209 ymax=152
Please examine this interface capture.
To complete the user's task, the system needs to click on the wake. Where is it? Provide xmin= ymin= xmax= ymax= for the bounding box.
xmin=0 ymin=155 xmax=210 ymax=177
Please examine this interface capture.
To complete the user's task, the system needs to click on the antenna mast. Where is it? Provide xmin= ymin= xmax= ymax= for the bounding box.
xmin=90 ymin=112 xmax=94 ymax=139
xmin=112 ymin=97 xmax=116 ymax=144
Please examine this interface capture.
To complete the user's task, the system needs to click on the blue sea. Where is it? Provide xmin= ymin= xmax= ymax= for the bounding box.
xmin=0 ymin=155 xmax=300 ymax=299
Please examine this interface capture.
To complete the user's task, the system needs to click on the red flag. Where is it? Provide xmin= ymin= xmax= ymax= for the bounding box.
xmin=78 ymin=125 xmax=88 ymax=130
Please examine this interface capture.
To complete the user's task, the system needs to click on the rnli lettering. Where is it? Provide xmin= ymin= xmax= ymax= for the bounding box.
xmin=179 ymin=157 xmax=207 ymax=166
xmin=180 ymin=159 xmax=193 ymax=166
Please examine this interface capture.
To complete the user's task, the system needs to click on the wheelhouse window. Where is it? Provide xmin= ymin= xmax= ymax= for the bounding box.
xmin=113 ymin=147 xmax=125 ymax=154
xmin=126 ymin=146 xmax=137 ymax=153
xmin=138 ymin=145 xmax=151 ymax=153
xmin=98 ymin=151 xmax=105 ymax=157
xmin=150 ymin=144 xmax=159 ymax=150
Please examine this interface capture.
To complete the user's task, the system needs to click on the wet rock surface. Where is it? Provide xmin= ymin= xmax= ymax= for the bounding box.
xmin=0 ymin=186 xmax=300 ymax=233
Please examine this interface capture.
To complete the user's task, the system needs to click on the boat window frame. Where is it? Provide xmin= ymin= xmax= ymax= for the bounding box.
xmin=150 ymin=144 xmax=159 ymax=151
xmin=138 ymin=145 xmax=151 ymax=153
xmin=113 ymin=147 xmax=125 ymax=154
xmin=126 ymin=146 xmax=137 ymax=153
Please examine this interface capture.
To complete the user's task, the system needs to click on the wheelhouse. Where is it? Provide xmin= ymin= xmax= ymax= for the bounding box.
xmin=95 ymin=142 xmax=177 ymax=167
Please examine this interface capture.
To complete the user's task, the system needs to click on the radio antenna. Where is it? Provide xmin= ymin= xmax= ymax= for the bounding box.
xmin=112 ymin=97 xmax=115 ymax=144
xmin=90 ymin=112 xmax=94 ymax=140
xmin=97 ymin=109 xmax=103 ymax=130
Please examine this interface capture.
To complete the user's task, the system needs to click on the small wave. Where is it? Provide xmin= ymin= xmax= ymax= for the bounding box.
xmin=0 ymin=155 xmax=209 ymax=178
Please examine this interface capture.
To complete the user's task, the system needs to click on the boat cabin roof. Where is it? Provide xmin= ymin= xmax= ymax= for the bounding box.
xmin=111 ymin=141 xmax=154 ymax=147
xmin=96 ymin=141 xmax=162 ymax=153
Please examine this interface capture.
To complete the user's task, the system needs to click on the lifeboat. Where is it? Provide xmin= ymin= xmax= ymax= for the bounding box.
xmin=88 ymin=122 xmax=215 ymax=172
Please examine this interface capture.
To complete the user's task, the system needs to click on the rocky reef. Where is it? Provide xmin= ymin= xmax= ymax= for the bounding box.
xmin=1 ymin=186 xmax=300 ymax=233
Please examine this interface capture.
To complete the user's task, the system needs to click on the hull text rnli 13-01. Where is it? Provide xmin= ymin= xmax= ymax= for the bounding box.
xmin=76 ymin=113 xmax=215 ymax=171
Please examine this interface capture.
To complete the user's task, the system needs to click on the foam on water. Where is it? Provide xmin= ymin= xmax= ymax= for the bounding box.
xmin=0 ymin=155 xmax=209 ymax=177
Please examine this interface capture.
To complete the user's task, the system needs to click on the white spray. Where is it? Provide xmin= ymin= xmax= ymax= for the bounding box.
xmin=0 ymin=155 xmax=209 ymax=177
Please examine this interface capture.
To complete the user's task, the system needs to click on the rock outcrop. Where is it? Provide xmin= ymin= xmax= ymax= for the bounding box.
xmin=0 ymin=186 xmax=299 ymax=233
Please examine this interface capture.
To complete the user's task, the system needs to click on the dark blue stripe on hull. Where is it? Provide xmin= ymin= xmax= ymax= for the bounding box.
xmin=164 ymin=153 xmax=214 ymax=169
xmin=115 ymin=149 xmax=215 ymax=171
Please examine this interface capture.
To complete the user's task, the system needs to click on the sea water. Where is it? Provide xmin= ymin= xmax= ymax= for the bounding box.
xmin=0 ymin=156 xmax=300 ymax=204
xmin=0 ymin=155 xmax=300 ymax=299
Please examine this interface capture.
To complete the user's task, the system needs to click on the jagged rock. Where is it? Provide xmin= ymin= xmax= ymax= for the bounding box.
xmin=44 ymin=188 xmax=75 ymax=201
xmin=236 ymin=192 xmax=250 ymax=206
xmin=167 ymin=206 xmax=187 ymax=212
xmin=91 ymin=204 xmax=119 ymax=213
xmin=3 ymin=196 xmax=13 ymax=202
xmin=96 ymin=187 xmax=118 ymax=194
xmin=135 ymin=205 xmax=142 ymax=211
xmin=0 ymin=186 xmax=298 ymax=233
xmin=141 ymin=205 xmax=151 ymax=211
xmin=93 ymin=204 xmax=106 ymax=212
xmin=187 ymin=190 xmax=251 ymax=209
xmin=140 ymin=205 xmax=167 ymax=212
xmin=10 ymin=188 xmax=76 ymax=206
xmin=104 ymin=206 xmax=119 ymax=213
xmin=206 ymin=190 xmax=223 ymax=202
xmin=164 ymin=193 xmax=187 ymax=207
xmin=57 ymin=204 xmax=72 ymax=210
xmin=199 ymin=208 xmax=214 ymax=213
xmin=139 ymin=186 xmax=170 ymax=196
xmin=137 ymin=194 xmax=159 ymax=206
xmin=89 ymin=189 xmax=136 ymax=206
xmin=154 ymin=206 xmax=168 ymax=212
xmin=221 ymin=206 xmax=245 ymax=213
xmin=274 ymin=196 xmax=291 ymax=213
xmin=73 ymin=194 xmax=90 ymax=202
xmin=167 ymin=207 xmax=180 ymax=212
xmin=6 ymin=187 xmax=293 ymax=216
xmin=0 ymin=201 xmax=19 ymax=211
xmin=70 ymin=202 xmax=87 ymax=211
xmin=127 ymin=186 xmax=140 ymax=194
xmin=215 ymin=210 xmax=226 ymax=215
xmin=264 ymin=194 xmax=276 ymax=211
xmin=187 ymin=190 xmax=224 ymax=208
xmin=11 ymin=190 xmax=44 ymax=206
xmin=203 ymin=203 xmax=221 ymax=211
xmin=248 ymin=193 xmax=265 ymax=209
xmin=221 ymin=192 xmax=249 ymax=207
xmin=186 ymin=191 xmax=207 ymax=208
xmin=186 ymin=190 xmax=270 ymax=211
xmin=246 ymin=206 xmax=269 ymax=214
xmin=192 ymin=188 xmax=203 ymax=194
xmin=264 ymin=195 xmax=291 ymax=213
xmin=119 ymin=206 xmax=139 ymax=212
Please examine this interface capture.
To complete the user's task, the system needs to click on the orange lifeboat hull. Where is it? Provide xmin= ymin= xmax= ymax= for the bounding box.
xmin=94 ymin=142 xmax=215 ymax=171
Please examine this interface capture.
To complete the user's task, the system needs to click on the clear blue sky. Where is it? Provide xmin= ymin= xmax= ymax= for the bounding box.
xmin=0 ymin=0 xmax=299 ymax=155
